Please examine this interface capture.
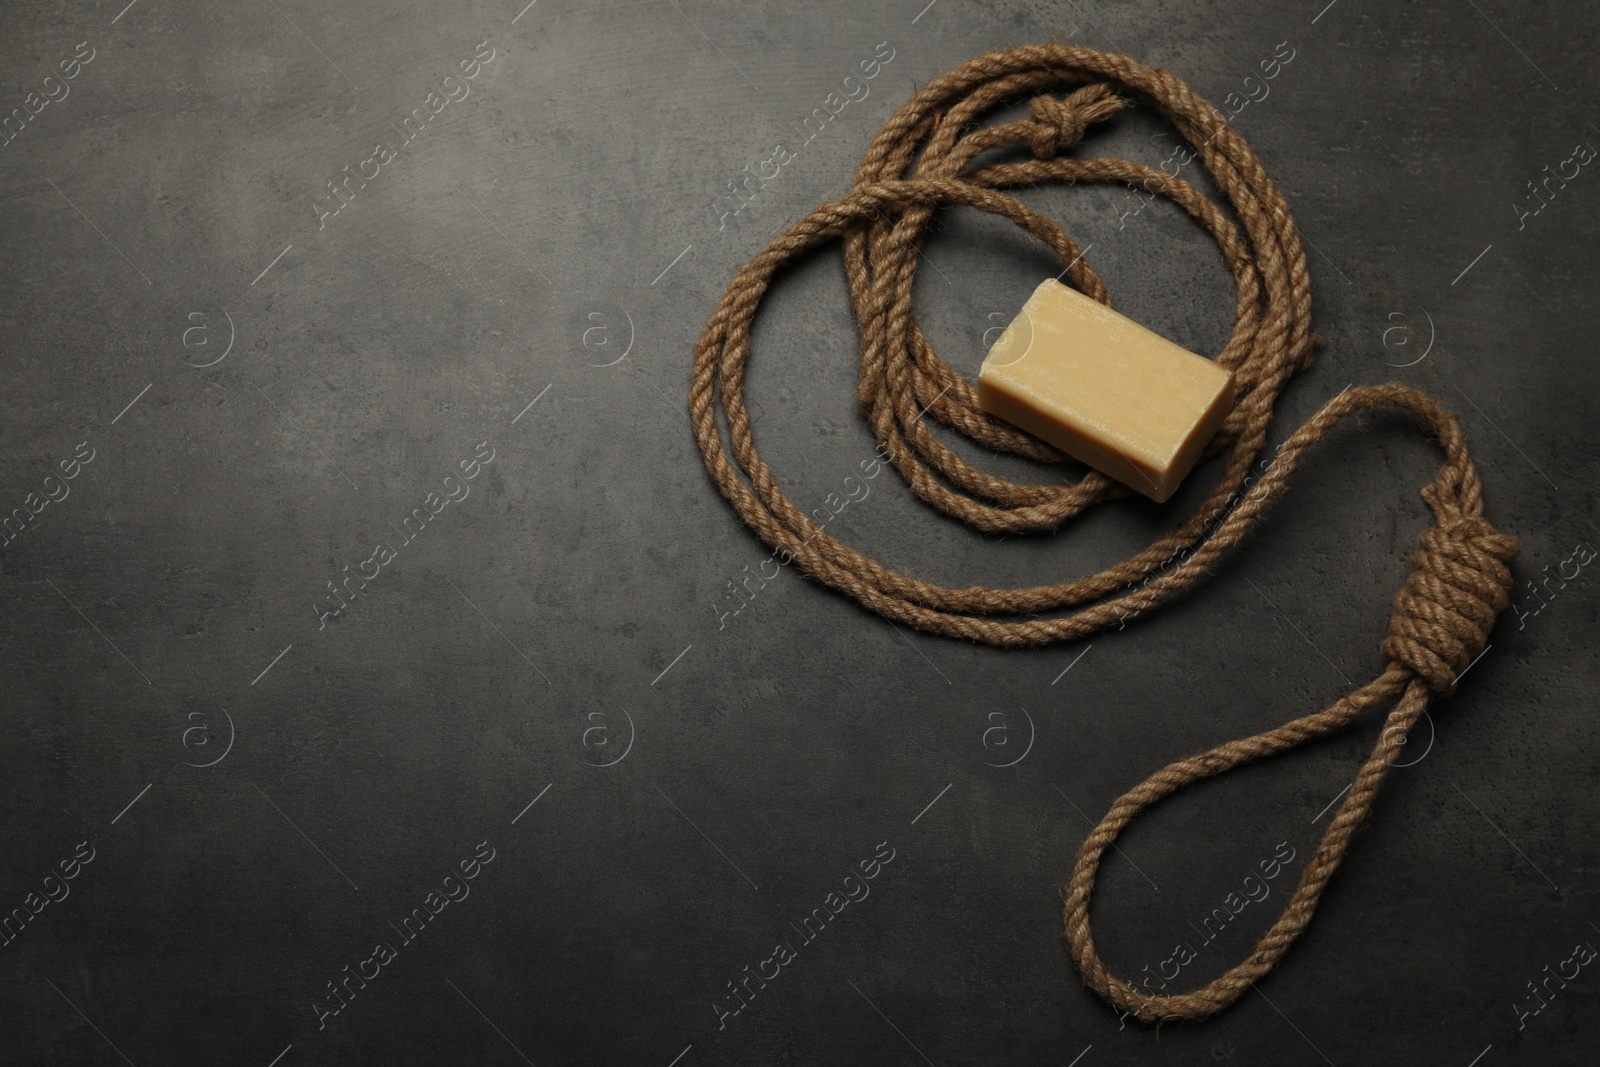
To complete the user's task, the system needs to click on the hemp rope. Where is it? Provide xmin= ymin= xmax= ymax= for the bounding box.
xmin=688 ymin=43 xmax=1519 ymax=1023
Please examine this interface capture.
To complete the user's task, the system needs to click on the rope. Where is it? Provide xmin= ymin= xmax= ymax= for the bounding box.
xmin=689 ymin=42 xmax=1519 ymax=1023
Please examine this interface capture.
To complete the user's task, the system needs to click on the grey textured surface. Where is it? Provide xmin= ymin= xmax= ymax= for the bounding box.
xmin=1 ymin=0 xmax=1597 ymax=1064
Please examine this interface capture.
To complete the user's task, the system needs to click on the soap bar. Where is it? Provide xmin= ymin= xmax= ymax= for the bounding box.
xmin=977 ymin=279 xmax=1235 ymax=503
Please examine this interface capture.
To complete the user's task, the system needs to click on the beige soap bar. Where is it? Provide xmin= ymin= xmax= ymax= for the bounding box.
xmin=977 ymin=279 xmax=1235 ymax=503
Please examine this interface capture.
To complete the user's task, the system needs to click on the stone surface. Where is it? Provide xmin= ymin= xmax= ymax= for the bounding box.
xmin=0 ymin=1 xmax=1595 ymax=1065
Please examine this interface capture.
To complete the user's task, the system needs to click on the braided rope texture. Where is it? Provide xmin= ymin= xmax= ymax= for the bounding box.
xmin=688 ymin=42 xmax=1520 ymax=1023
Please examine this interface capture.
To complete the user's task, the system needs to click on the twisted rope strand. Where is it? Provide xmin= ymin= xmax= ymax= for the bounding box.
xmin=688 ymin=43 xmax=1519 ymax=1023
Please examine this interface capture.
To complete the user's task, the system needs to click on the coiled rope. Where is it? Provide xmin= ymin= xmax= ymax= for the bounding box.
xmin=688 ymin=42 xmax=1518 ymax=1023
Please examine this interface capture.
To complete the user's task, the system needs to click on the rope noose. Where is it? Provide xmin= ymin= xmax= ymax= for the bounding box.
xmin=688 ymin=43 xmax=1520 ymax=1022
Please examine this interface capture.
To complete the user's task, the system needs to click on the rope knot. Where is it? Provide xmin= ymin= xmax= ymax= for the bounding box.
xmin=1381 ymin=514 xmax=1519 ymax=694
xmin=1027 ymin=83 xmax=1125 ymax=159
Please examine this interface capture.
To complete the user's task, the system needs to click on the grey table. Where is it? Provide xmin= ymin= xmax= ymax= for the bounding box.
xmin=2 ymin=1 xmax=1595 ymax=1064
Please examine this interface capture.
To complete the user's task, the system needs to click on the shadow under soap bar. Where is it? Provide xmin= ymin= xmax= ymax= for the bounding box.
xmin=976 ymin=279 xmax=1236 ymax=503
